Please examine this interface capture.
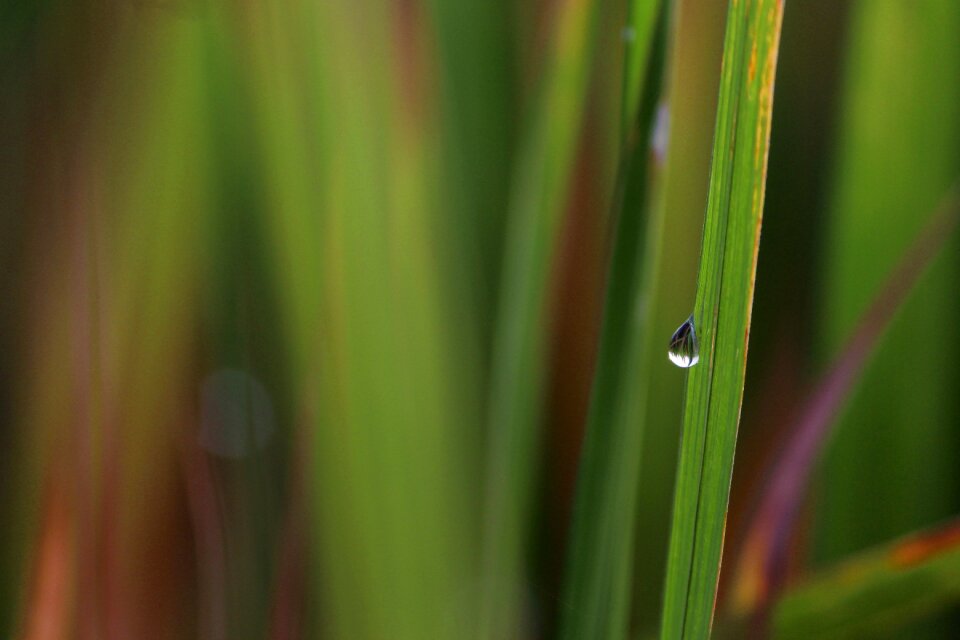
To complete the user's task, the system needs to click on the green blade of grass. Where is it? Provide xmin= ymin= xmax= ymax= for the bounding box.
xmin=729 ymin=185 xmax=960 ymax=619
xmin=246 ymin=2 xmax=477 ymax=637
xmin=425 ymin=0 xmax=513 ymax=342
xmin=14 ymin=12 xmax=212 ymax=635
xmin=619 ymin=0 xmax=667 ymax=142
xmin=557 ymin=2 xmax=669 ymax=638
xmin=769 ymin=520 xmax=960 ymax=639
xmin=660 ymin=1 xmax=784 ymax=637
xmin=815 ymin=0 xmax=960 ymax=571
xmin=479 ymin=0 xmax=604 ymax=636
xmin=629 ymin=3 xmax=730 ymax=629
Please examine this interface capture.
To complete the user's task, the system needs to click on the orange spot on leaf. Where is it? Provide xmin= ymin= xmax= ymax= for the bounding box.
xmin=23 ymin=489 xmax=74 ymax=640
xmin=890 ymin=523 xmax=960 ymax=567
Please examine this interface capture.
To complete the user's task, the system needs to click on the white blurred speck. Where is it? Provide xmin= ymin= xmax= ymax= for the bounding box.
xmin=652 ymin=102 xmax=670 ymax=164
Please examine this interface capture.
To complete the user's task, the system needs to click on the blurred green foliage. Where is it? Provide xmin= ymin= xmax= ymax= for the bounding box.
xmin=1 ymin=0 xmax=959 ymax=638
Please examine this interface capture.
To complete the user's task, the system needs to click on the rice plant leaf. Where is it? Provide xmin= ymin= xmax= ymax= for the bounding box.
xmin=768 ymin=519 xmax=960 ymax=639
xmin=729 ymin=186 xmax=960 ymax=618
xmin=558 ymin=3 xmax=669 ymax=638
xmin=619 ymin=0 xmax=666 ymax=142
xmin=479 ymin=0 xmax=606 ymax=636
xmin=815 ymin=0 xmax=960 ymax=569
xmin=248 ymin=2 xmax=477 ymax=636
xmin=659 ymin=1 xmax=785 ymax=637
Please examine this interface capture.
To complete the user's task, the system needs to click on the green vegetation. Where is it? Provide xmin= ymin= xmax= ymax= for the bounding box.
xmin=659 ymin=0 xmax=784 ymax=637
xmin=773 ymin=521 xmax=960 ymax=639
xmin=558 ymin=3 xmax=668 ymax=638
xmin=2 ymin=0 xmax=959 ymax=638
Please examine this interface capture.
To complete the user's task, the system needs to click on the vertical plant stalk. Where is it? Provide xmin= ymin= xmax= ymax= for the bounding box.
xmin=660 ymin=1 xmax=784 ymax=638
xmin=479 ymin=0 xmax=602 ymax=636
xmin=558 ymin=2 xmax=669 ymax=638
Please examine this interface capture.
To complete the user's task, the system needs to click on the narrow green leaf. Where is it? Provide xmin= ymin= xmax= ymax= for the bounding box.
xmin=558 ymin=2 xmax=670 ymax=638
xmin=619 ymin=0 xmax=665 ymax=142
xmin=729 ymin=186 xmax=960 ymax=618
xmin=250 ymin=3 xmax=476 ymax=637
xmin=479 ymin=1 xmax=604 ymax=636
xmin=425 ymin=0 xmax=513 ymax=350
xmin=770 ymin=520 xmax=960 ymax=639
xmin=660 ymin=0 xmax=785 ymax=637
xmin=816 ymin=0 xmax=960 ymax=568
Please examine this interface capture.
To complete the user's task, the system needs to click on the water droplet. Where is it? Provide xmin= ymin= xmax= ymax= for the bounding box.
xmin=668 ymin=315 xmax=699 ymax=368
xmin=621 ymin=26 xmax=636 ymax=43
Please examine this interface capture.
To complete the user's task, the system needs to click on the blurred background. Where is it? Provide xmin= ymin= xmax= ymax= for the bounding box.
xmin=1 ymin=0 xmax=958 ymax=638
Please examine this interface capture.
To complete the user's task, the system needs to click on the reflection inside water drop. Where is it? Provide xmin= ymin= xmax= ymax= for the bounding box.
xmin=668 ymin=315 xmax=699 ymax=368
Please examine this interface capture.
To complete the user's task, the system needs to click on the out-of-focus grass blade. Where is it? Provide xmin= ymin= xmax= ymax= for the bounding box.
xmin=816 ymin=0 xmax=960 ymax=568
xmin=423 ymin=0 xmax=514 ymax=573
xmin=660 ymin=1 xmax=784 ymax=637
xmin=619 ymin=0 xmax=666 ymax=141
xmin=479 ymin=0 xmax=603 ymax=636
xmin=768 ymin=520 xmax=960 ymax=639
xmin=729 ymin=186 xmax=960 ymax=618
xmin=425 ymin=0 xmax=513 ymax=343
xmin=17 ymin=11 xmax=210 ymax=636
xmin=557 ymin=2 xmax=669 ymax=638
xmin=247 ymin=2 xmax=475 ymax=638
